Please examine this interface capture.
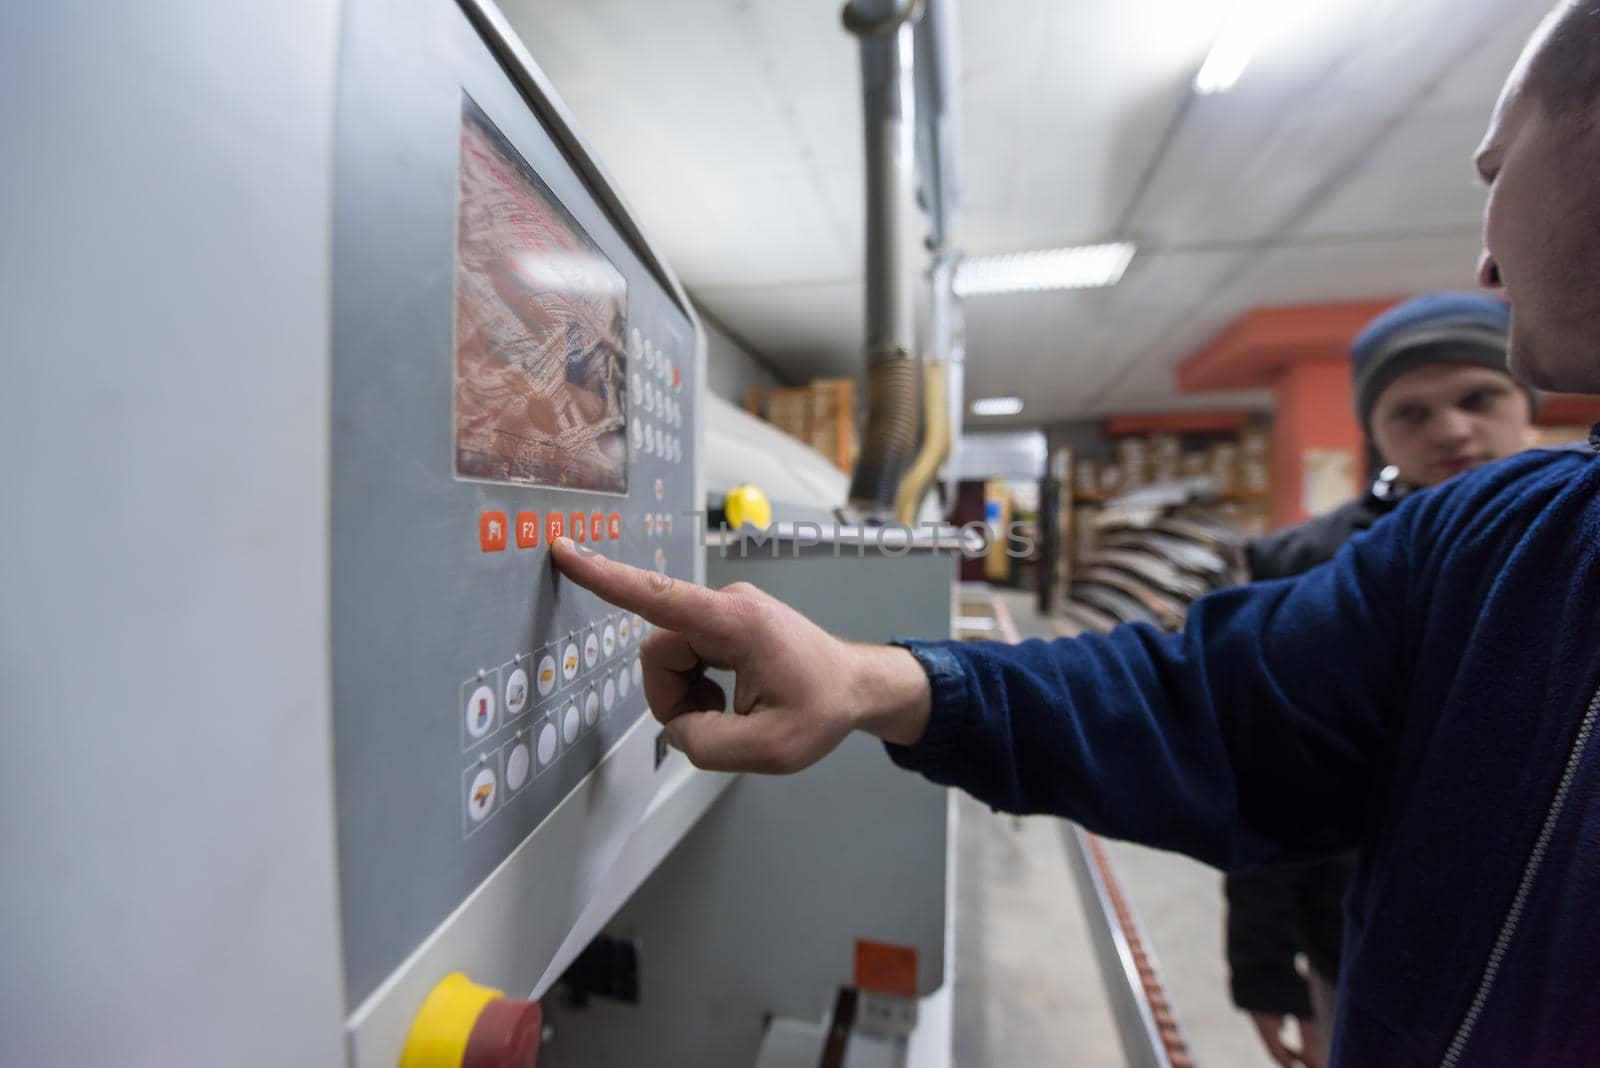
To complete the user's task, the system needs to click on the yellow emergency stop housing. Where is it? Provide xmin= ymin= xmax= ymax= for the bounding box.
xmin=399 ymin=972 xmax=503 ymax=1068
xmin=724 ymin=483 xmax=772 ymax=530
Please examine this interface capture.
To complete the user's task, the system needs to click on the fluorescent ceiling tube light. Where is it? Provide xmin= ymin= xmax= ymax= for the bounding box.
xmin=954 ymin=242 xmax=1136 ymax=296
xmin=971 ymin=396 xmax=1024 ymax=417
xmin=1195 ymin=0 xmax=1275 ymax=95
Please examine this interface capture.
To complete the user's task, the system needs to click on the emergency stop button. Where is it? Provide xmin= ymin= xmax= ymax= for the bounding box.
xmin=400 ymin=972 xmax=541 ymax=1068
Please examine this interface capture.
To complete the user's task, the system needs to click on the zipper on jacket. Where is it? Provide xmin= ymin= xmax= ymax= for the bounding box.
xmin=1439 ymin=682 xmax=1600 ymax=1067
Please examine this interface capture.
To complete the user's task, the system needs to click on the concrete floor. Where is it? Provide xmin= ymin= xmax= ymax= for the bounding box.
xmin=946 ymin=590 xmax=1277 ymax=1067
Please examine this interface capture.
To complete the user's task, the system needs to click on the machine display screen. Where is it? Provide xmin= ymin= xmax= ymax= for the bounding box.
xmin=454 ymin=94 xmax=628 ymax=492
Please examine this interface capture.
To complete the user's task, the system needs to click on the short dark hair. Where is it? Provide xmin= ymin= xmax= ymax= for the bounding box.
xmin=1526 ymin=1 xmax=1600 ymax=124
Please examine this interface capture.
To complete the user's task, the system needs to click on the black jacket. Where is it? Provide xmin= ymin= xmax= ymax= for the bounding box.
xmin=1225 ymin=490 xmax=1397 ymax=1017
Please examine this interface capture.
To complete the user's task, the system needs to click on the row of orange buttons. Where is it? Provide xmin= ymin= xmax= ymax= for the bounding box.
xmin=478 ymin=511 xmax=622 ymax=552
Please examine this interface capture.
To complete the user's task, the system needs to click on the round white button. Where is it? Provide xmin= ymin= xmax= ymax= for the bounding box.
xmin=537 ymin=721 xmax=558 ymax=766
xmin=563 ymin=704 xmax=580 ymax=744
xmin=655 ymin=548 xmax=666 ymax=571
xmin=504 ymin=667 xmax=529 ymax=717
xmin=643 ymin=428 xmax=655 ymax=457
xmin=536 ymin=654 xmax=558 ymax=697
xmin=505 ymin=741 xmax=531 ymax=791
xmin=603 ymin=623 xmax=616 ymax=658
xmin=602 ymin=676 xmax=616 ymax=713
xmin=654 ymin=479 xmax=664 ymax=501
xmin=465 ymin=684 xmax=496 ymax=739
xmin=644 ymin=339 xmax=655 ymax=370
xmin=633 ymin=613 xmax=644 ymax=636
xmin=665 ymin=514 xmax=674 ymax=535
xmin=618 ymin=616 xmax=632 ymax=646
xmin=632 ymin=658 xmax=643 ymax=687
xmin=618 ymin=667 xmax=631 ymax=699
xmin=562 ymin=642 xmax=580 ymax=683
xmin=663 ymin=356 xmax=673 ymax=383
xmin=631 ymin=371 xmax=642 ymax=401
xmin=584 ymin=689 xmax=600 ymax=727
xmin=583 ymin=632 xmax=600 ymax=669
xmin=467 ymin=767 xmax=497 ymax=822
xmin=630 ymin=420 xmax=642 ymax=450
xmin=630 ymin=327 xmax=642 ymax=360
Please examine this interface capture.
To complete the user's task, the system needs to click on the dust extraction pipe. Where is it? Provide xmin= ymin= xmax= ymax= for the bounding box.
xmin=894 ymin=251 xmax=957 ymax=524
xmin=843 ymin=0 xmax=924 ymax=517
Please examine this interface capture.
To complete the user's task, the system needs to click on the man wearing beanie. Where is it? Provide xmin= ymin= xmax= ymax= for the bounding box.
xmin=1224 ymin=293 xmax=1533 ymax=1068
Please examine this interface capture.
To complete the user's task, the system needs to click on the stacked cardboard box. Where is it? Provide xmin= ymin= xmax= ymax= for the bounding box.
xmin=746 ymin=379 xmax=859 ymax=473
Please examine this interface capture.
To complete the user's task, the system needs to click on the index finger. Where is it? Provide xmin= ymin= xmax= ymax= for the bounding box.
xmin=551 ymin=537 xmax=729 ymax=636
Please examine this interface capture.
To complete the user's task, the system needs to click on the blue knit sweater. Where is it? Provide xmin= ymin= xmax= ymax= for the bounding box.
xmin=888 ymin=446 xmax=1600 ymax=1066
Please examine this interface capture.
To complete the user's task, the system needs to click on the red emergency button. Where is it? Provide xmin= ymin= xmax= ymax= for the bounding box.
xmin=479 ymin=512 xmax=507 ymax=553
xmin=570 ymin=511 xmax=586 ymax=543
xmin=514 ymin=512 xmax=539 ymax=549
xmin=463 ymin=997 xmax=543 ymax=1068
xmin=545 ymin=513 xmax=564 ymax=543
xmin=608 ymin=513 xmax=621 ymax=540
xmin=589 ymin=512 xmax=605 ymax=542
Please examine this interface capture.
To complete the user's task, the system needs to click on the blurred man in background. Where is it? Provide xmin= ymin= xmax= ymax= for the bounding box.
xmin=1225 ymin=292 xmax=1533 ymax=1068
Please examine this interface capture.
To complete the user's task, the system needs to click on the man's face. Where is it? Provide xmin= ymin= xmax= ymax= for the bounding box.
xmin=1368 ymin=363 xmax=1532 ymax=487
xmin=1476 ymin=6 xmax=1600 ymax=392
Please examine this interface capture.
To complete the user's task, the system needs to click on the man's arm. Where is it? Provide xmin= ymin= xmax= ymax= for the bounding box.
xmin=552 ymin=498 xmax=1413 ymax=868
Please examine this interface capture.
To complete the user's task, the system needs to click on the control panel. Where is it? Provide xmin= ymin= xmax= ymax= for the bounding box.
xmin=330 ymin=0 xmax=700 ymax=1012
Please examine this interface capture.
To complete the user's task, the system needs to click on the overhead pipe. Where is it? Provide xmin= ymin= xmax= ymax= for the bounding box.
xmin=899 ymin=0 xmax=964 ymax=522
xmin=843 ymin=0 xmax=925 ymax=518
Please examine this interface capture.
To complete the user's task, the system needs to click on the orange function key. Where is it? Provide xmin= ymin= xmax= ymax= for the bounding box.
xmin=515 ymin=512 xmax=539 ymax=549
xmin=479 ymin=512 xmax=508 ymax=553
xmin=589 ymin=512 xmax=605 ymax=542
xmin=570 ymin=511 xmax=586 ymax=543
xmin=545 ymin=512 xmax=565 ymax=544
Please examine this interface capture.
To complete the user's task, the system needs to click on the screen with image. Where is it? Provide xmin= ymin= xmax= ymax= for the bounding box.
xmin=454 ymin=94 xmax=628 ymax=492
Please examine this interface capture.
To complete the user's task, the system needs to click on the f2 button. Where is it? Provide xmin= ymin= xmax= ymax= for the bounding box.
xmin=515 ymin=512 xmax=539 ymax=549
xmin=479 ymin=512 xmax=508 ymax=553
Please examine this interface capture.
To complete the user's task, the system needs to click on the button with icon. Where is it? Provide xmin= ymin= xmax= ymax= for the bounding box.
xmin=462 ymin=676 xmax=498 ymax=744
xmin=465 ymin=765 xmax=497 ymax=828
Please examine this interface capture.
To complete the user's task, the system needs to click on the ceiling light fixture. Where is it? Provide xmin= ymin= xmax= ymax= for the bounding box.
xmin=1194 ymin=0 xmax=1275 ymax=95
xmin=971 ymin=396 xmax=1024 ymax=417
xmin=953 ymin=242 xmax=1136 ymax=296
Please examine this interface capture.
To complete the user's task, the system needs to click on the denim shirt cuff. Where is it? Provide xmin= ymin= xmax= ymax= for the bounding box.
xmin=881 ymin=638 xmax=972 ymax=774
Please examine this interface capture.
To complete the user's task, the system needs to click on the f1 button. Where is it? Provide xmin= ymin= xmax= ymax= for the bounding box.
xmin=479 ymin=512 xmax=508 ymax=553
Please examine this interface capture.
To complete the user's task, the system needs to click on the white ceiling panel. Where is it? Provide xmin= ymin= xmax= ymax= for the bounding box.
xmin=694 ymin=279 xmax=865 ymax=379
xmin=1290 ymin=112 xmax=1490 ymax=240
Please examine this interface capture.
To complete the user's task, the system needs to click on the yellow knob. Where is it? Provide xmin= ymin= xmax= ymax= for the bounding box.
xmin=398 ymin=973 xmax=502 ymax=1068
xmin=724 ymin=483 xmax=772 ymax=530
